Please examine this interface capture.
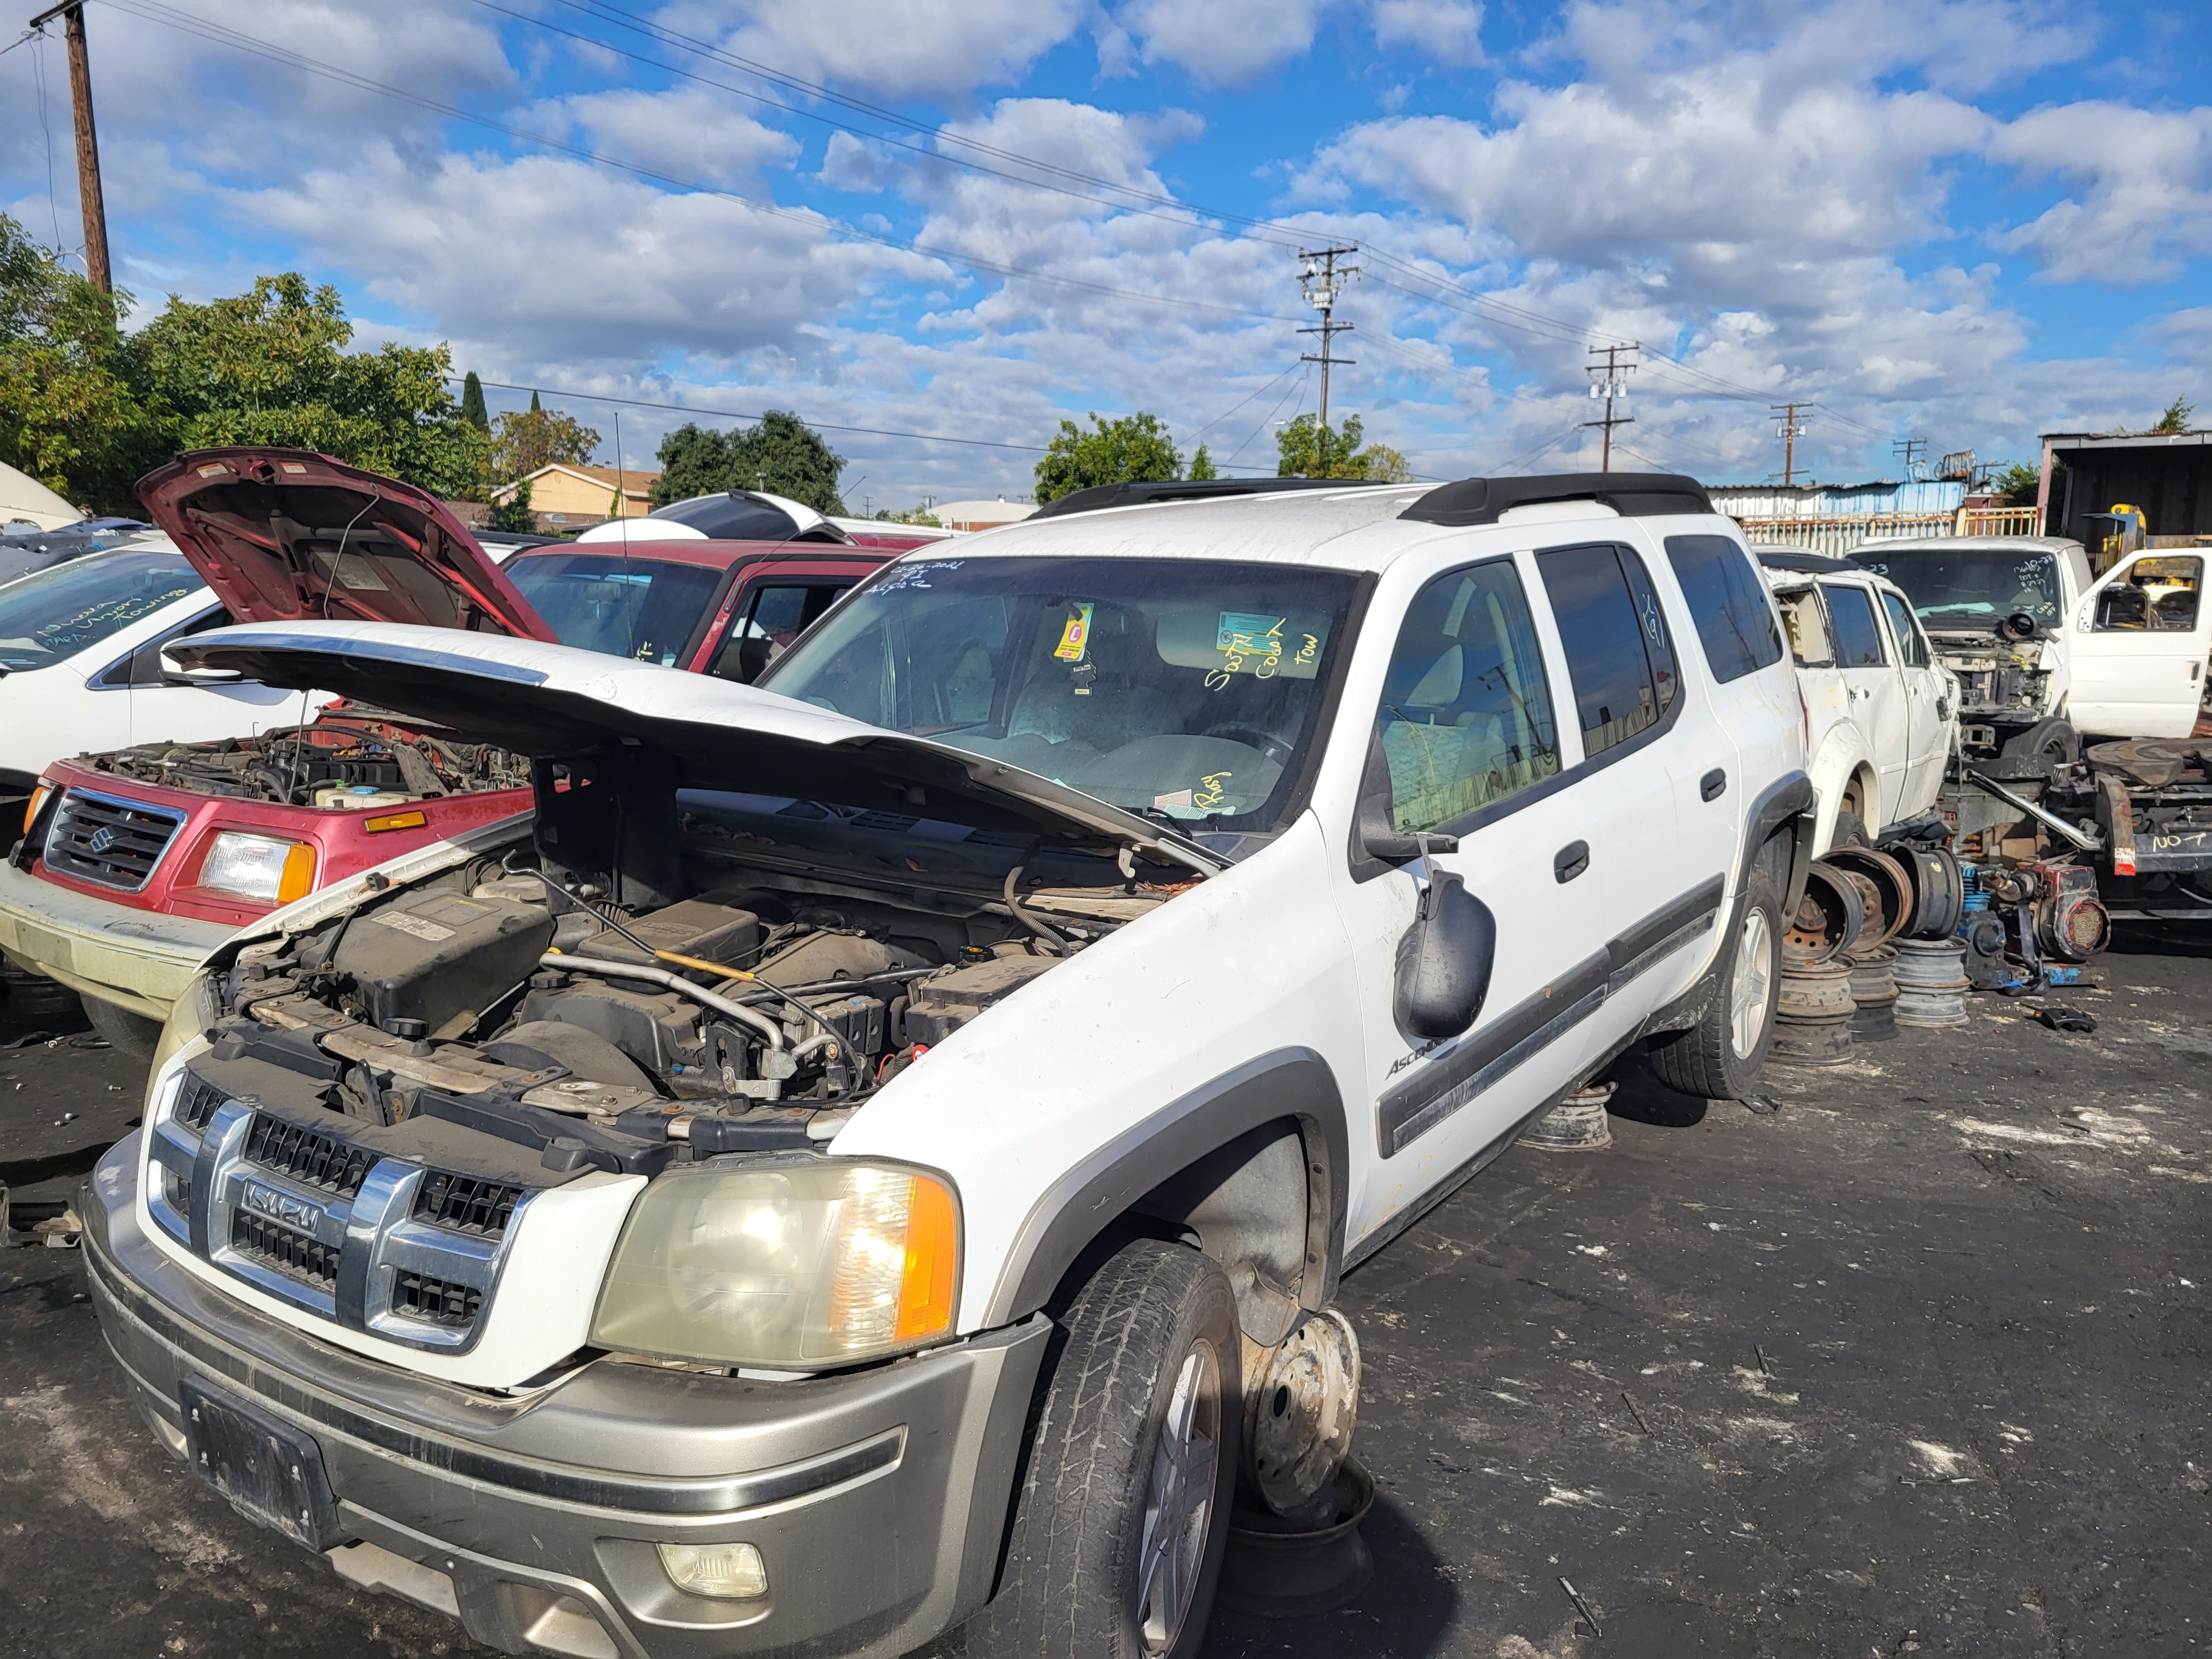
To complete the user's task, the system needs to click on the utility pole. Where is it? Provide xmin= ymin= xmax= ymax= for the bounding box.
xmin=1582 ymin=343 xmax=1640 ymax=472
xmin=29 ymin=2 xmax=111 ymax=292
xmin=1893 ymin=437 xmax=1928 ymax=481
xmin=1771 ymin=402 xmax=1809 ymax=487
xmin=1296 ymin=244 xmax=1359 ymax=434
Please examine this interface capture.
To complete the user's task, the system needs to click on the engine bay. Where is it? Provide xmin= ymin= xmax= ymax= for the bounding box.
xmin=186 ymin=826 xmax=1173 ymax=1187
xmin=89 ymin=709 xmax=531 ymax=808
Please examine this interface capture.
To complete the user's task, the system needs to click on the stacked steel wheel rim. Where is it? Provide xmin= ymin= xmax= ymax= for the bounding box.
xmin=1845 ymin=942 xmax=1900 ymax=1042
xmin=1772 ymin=956 xmax=1856 ymax=1066
xmin=1892 ymin=937 xmax=1970 ymax=1027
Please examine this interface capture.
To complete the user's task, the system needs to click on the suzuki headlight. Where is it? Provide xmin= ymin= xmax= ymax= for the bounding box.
xmin=590 ymin=1157 xmax=959 ymax=1370
xmin=199 ymin=831 xmax=317 ymax=904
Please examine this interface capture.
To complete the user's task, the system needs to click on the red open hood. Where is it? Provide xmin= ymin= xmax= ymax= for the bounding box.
xmin=137 ymin=448 xmax=555 ymax=639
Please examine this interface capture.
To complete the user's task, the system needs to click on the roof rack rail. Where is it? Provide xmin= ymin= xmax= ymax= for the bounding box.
xmin=1030 ymin=477 xmax=1363 ymax=521
xmin=1756 ymin=550 xmax=1860 ymax=573
xmin=1399 ymin=472 xmax=1712 ymax=528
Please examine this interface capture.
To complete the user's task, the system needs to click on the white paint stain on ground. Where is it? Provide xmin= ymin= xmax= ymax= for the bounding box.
xmin=1908 ymin=1438 xmax=1973 ymax=1479
xmin=1733 ymin=1365 xmax=1801 ymax=1404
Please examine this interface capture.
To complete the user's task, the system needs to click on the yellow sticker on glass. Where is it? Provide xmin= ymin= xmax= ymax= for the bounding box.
xmin=1053 ymin=602 xmax=1094 ymax=661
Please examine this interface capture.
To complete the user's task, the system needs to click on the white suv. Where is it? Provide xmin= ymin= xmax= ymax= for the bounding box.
xmin=84 ymin=472 xmax=1808 ymax=1659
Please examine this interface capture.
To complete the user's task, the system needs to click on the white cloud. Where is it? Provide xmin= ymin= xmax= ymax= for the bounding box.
xmin=655 ymin=0 xmax=1086 ymax=102
xmin=1989 ymin=102 xmax=2212 ymax=285
xmin=1118 ymin=0 xmax=1334 ymax=86
xmin=551 ymin=87 xmax=799 ymax=187
xmin=1371 ymin=0 xmax=1485 ymax=67
xmin=231 ymin=146 xmax=938 ymax=371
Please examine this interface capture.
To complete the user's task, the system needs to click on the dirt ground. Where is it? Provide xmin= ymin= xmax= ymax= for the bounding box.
xmin=2 ymin=929 xmax=2206 ymax=1658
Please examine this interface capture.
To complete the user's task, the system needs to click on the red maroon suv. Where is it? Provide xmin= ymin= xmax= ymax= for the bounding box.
xmin=0 ymin=450 xmax=899 ymax=1050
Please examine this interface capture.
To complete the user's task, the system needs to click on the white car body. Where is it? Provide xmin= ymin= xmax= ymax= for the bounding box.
xmin=0 ymin=537 xmax=316 ymax=798
xmin=87 ymin=477 xmax=1810 ymax=1659
xmin=1762 ymin=556 xmax=1958 ymax=850
xmin=1849 ymin=535 xmax=2211 ymax=748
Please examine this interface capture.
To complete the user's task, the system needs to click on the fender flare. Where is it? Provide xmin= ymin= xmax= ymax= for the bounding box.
xmin=980 ymin=1046 xmax=1350 ymax=1328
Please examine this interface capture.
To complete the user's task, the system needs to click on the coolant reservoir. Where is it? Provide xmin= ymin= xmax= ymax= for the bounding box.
xmin=313 ymin=784 xmax=415 ymax=811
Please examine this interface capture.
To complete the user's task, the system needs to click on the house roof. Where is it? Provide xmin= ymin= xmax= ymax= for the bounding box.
xmin=491 ymin=463 xmax=661 ymax=505
xmin=2041 ymin=429 xmax=2211 ymax=451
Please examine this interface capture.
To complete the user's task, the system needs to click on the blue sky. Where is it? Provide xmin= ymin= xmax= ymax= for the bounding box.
xmin=3 ymin=0 xmax=2208 ymax=508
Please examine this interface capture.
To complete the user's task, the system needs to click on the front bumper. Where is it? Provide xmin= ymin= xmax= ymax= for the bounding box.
xmin=83 ymin=1136 xmax=1050 ymax=1658
xmin=0 ymin=858 xmax=232 ymax=1018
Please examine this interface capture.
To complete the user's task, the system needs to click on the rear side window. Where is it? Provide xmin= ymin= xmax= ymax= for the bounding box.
xmin=1880 ymin=591 xmax=1929 ymax=667
xmin=1823 ymin=584 xmax=1887 ymax=667
xmin=710 ymin=582 xmax=851 ymax=682
xmin=1664 ymin=534 xmax=1784 ymax=684
xmin=1536 ymin=543 xmax=1678 ymax=759
xmin=1775 ymin=589 xmax=1832 ymax=666
xmin=1375 ymin=561 xmax=1563 ymax=832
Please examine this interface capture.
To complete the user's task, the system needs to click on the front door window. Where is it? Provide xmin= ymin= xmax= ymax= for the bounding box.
xmin=1375 ymin=561 xmax=1562 ymax=832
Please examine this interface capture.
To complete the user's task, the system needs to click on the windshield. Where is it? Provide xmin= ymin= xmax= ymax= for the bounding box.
xmin=0 ymin=547 xmax=202 ymax=672
xmin=505 ymin=551 xmax=723 ymax=666
xmin=760 ymin=556 xmax=1362 ymax=830
xmin=1849 ymin=547 xmax=2061 ymax=625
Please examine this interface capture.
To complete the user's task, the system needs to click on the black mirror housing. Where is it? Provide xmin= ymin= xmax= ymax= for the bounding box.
xmin=1395 ymin=870 xmax=1495 ymax=1040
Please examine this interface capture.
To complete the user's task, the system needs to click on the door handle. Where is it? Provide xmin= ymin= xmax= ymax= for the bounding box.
xmin=1700 ymin=767 xmax=1727 ymax=802
xmin=1554 ymin=841 xmax=1590 ymax=884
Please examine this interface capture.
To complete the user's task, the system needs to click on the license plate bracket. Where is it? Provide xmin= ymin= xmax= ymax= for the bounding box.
xmin=178 ymin=1377 xmax=346 ymax=1550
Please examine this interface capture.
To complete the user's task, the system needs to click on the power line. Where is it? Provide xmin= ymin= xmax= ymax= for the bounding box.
xmin=1772 ymin=401 xmax=1809 ymax=486
xmin=461 ymin=378 xmax=1051 ymax=452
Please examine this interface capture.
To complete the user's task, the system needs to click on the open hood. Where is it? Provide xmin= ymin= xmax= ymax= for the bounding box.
xmin=137 ymin=448 xmax=556 ymax=638
xmin=172 ymin=621 xmax=1223 ymax=877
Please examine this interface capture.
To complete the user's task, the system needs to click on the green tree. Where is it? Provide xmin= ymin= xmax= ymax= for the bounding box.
xmin=1187 ymin=442 xmax=1217 ymax=481
xmin=0 ymin=213 xmax=169 ymax=515
xmin=2153 ymin=394 xmax=2196 ymax=434
xmin=1992 ymin=460 xmax=2042 ymax=508
xmin=487 ymin=477 xmax=535 ymax=534
xmin=134 ymin=273 xmax=488 ymax=499
xmin=460 ymin=371 xmax=489 ymax=431
xmin=1033 ymin=411 xmax=1182 ymax=504
xmin=487 ymin=405 xmax=599 ymax=483
xmin=649 ymin=411 xmax=848 ymax=515
xmin=1276 ymin=413 xmax=1412 ymax=482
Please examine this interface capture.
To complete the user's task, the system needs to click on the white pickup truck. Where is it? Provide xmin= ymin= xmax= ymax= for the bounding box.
xmin=1759 ymin=553 xmax=1956 ymax=851
xmin=1850 ymin=536 xmax=2212 ymax=910
xmin=82 ymin=472 xmax=1812 ymax=1659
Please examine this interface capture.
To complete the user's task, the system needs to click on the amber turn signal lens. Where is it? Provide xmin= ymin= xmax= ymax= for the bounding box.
xmin=22 ymin=783 xmax=51 ymax=834
xmin=275 ymin=842 xmax=318 ymax=905
xmin=895 ymin=1173 xmax=959 ymax=1342
xmin=362 ymin=809 xmax=428 ymax=833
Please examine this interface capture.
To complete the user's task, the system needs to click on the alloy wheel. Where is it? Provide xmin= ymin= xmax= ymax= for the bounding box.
xmin=1730 ymin=907 xmax=1773 ymax=1059
xmin=1136 ymin=1340 xmax=1220 ymax=1655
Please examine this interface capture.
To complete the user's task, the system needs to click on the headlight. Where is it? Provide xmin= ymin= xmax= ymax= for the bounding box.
xmin=590 ymin=1157 xmax=959 ymax=1370
xmin=198 ymin=831 xmax=317 ymax=904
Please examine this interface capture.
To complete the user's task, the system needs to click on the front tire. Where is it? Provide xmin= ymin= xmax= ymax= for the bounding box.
xmin=81 ymin=995 xmax=161 ymax=1060
xmin=1647 ymin=850 xmax=1784 ymax=1100
xmin=968 ymin=1240 xmax=1241 ymax=1659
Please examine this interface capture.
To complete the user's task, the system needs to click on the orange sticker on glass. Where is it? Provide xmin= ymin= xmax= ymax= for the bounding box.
xmin=1053 ymin=602 xmax=1094 ymax=661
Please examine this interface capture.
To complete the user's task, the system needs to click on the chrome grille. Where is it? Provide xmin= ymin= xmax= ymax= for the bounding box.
xmin=243 ymin=1114 xmax=374 ymax=1197
xmin=231 ymin=1208 xmax=340 ymax=1290
xmin=391 ymin=1269 xmax=482 ymax=1326
xmin=413 ymin=1172 xmax=523 ymax=1239
xmin=43 ymin=789 xmax=185 ymax=891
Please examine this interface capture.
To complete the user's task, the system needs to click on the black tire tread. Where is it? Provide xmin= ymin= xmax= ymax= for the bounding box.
xmin=967 ymin=1240 xmax=1238 ymax=1659
xmin=1648 ymin=842 xmax=1785 ymax=1100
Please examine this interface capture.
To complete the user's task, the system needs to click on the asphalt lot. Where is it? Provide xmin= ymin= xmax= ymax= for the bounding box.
xmin=3 ymin=931 xmax=2207 ymax=1659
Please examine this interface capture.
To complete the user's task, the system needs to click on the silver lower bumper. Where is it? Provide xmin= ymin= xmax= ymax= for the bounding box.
xmin=82 ymin=1138 xmax=1050 ymax=1658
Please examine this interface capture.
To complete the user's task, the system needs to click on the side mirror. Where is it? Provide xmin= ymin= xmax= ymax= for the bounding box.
xmin=1395 ymin=867 xmax=1495 ymax=1040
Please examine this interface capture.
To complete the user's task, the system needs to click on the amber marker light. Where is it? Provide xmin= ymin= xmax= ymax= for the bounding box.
xmin=362 ymin=809 xmax=428 ymax=833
